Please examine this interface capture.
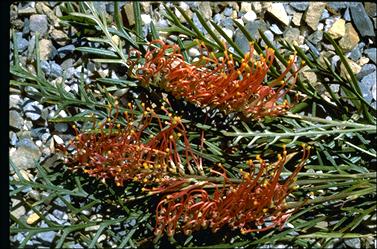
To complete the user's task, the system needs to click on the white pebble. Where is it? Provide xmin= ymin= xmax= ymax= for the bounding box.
xmin=35 ymin=140 xmax=42 ymax=147
xmin=53 ymin=135 xmax=64 ymax=145
xmin=242 ymin=11 xmax=257 ymax=22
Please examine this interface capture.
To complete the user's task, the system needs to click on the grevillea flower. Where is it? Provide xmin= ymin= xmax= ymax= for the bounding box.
xmin=154 ymin=145 xmax=310 ymax=237
xmin=131 ymin=40 xmax=301 ymax=119
xmin=61 ymin=101 xmax=203 ymax=187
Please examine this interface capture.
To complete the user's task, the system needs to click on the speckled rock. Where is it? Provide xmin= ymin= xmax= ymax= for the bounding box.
xmin=292 ymin=12 xmax=303 ymax=26
xmin=29 ymin=14 xmax=48 ymax=36
xmin=10 ymin=110 xmax=23 ymax=130
xmin=339 ymin=23 xmax=360 ymax=52
xmin=39 ymin=39 xmax=56 ymax=60
xmin=305 ymin=3 xmax=326 ymax=31
xmin=10 ymin=138 xmax=41 ymax=169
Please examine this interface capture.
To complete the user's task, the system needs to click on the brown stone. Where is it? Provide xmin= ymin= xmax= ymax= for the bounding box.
xmin=305 ymin=2 xmax=326 ymax=31
xmin=339 ymin=23 xmax=360 ymax=52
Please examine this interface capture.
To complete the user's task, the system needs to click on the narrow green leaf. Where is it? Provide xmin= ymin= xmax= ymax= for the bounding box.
xmin=75 ymin=47 xmax=119 ymax=58
xmin=149 ymin=21 xmax=159 ymax=40
xmin=133 ymin=2 xmax=143 ymax=43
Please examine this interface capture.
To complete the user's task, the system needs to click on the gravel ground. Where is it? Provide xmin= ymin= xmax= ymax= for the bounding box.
xmin=9 ymin=1 xmax=376 ymax=247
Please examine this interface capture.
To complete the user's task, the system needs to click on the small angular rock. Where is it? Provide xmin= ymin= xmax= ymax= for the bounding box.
xmin=292 ymin=12 xmax=303 ymax=26
xmin=350 ymin=3 xmax=375 ymax=37
xmin=364 ymin=48 xmax=377 ymax=64
xmin=242 ymin=11 xmax=257 ymax=22
xmin=9 ymin=110 xmax=23 ymax=130
xmin=267 ymin=3 xmax=290 ymax=26
xmin=39 ymin=39 xmax=55 ymax=60
xmin=305 ymin=3 xmax=326 ymax=31
xmin=10 ymin=138 xmax=41 ymax=170
xmin=29 ymin=14 xmax=48 ymax=36
xmin=339 ymin=23 xmax=360 ymax=52
xmin=290 ymin=2 xmax=309 ymax=12
xmin=328 ymin=18 xmax=346 ymax=39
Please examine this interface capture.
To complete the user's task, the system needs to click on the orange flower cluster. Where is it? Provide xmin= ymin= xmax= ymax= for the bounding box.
xmin=62 ymin=102 xmax=203 ymax=187
xmin=154 ymin=145 xmax=310 ymax=237
xmin=131 ymin=40 xmax=301 ymax=119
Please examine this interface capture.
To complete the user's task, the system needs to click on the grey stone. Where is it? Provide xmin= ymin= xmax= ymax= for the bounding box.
xmin=50 ymin=62 xmax=62 ymax=78
xmin=358 ymin=64 xmax=376 ymax=79
xmin=54 ymin=123 xmax=68 ymax=133
xmin=41 ymin=132 xmax=51 ymax=143
xmin=223 ymin=7 xmax=233 ymax=17
xmin=60 ymin=58 xmax=75 ymax=70
xmin=192 ymin=13 xmax=207 ymax=35
xmin=9 ymin=110 xmax=23 ymax=130
xmin=283 ymin=4 xmax=296 ymax=16
xmin=22 ymin=18 xmax=30 ymax=34
xmin=10 ymin=94 xmax=21 ymax=110
xmin=222 ymin=18 xmax=234 ymax=28
xmin=53 ymin=195 xmax=71 ymax=208
xmin=27 ymin=35 xmax=35 ymax=58
xmin=57 ymin=44 xmax=75 ymax=59
xmin=10 ymin=131 xmax=18 ymax=146
xmin=213 ymin=13 xmax=223 ymax=24
xmin=64 ymin=67 xmax=76 ymax=79
xmin=10 ymin=138 xmax=41 ymax=169
xmin=52 ymin=209 xmax=68 ymax=222
xmin=15 ymin=32 xmax=28 ymax=52
xmin=283 ymin=27 xmax=300 ymax=44
xmin=360 ymin=71 xmax=376 ymax=103
xmin=372 ymin=82 xmax=377 ymax=101
xmin=349 ymin=47 xmax=362 ymax=61
xmin=11 ymin=232 xmax=26 ymax=243
xmin=307 ymin=30 xmax=323 ymax=45
xmin=40 ymin=60 xmax=50 ymax=75
xmin=327 ymin=2 xmax=349 ymax=11
xmin=156 ymin=19 xmax=168 ymax=28
xmin=106 ymin=3 xmax=115 ymax=14
xmin=234 ymin=20 xmax=268 ymax=53
xmin=261 ymin=30 xmax=274 ymax=47
xmin=320 ymin=9 xmax=330 ymax=21
xmin=289 ymin=2 xmax=308 ymax=12
xmin=350 ymin=3 xmax=375 ymax=37
xmin=29 ymin=14 xmax=48 ymax=36
xmin=70 ymin=243 xmax=84 ymax=249
xmin=11 ymin=199 xmax=26 ymax=219
xmin=344 ymin=7 xmax=351 ymax=21
xmin=37 ymin=222 xmax=57 ymax=244
xmin=28 ymin=189 xmax=41 ymax=201
xmin=93 ymin=2 xmax=106 ymax=13
xmin=23 ymin=100 xmax=43 ymax=121
xmin=364 ymin=48 xmax=377 ymax=64
xmin=306 ymin=41 xmax=320 ymax=57
xmin=31 ymin=127 xmax=48 ymax=139
xmin=270 ymin=24 xmax=283 ymax=35
xmin=344 ymin=238 xmax=361 ymax=248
